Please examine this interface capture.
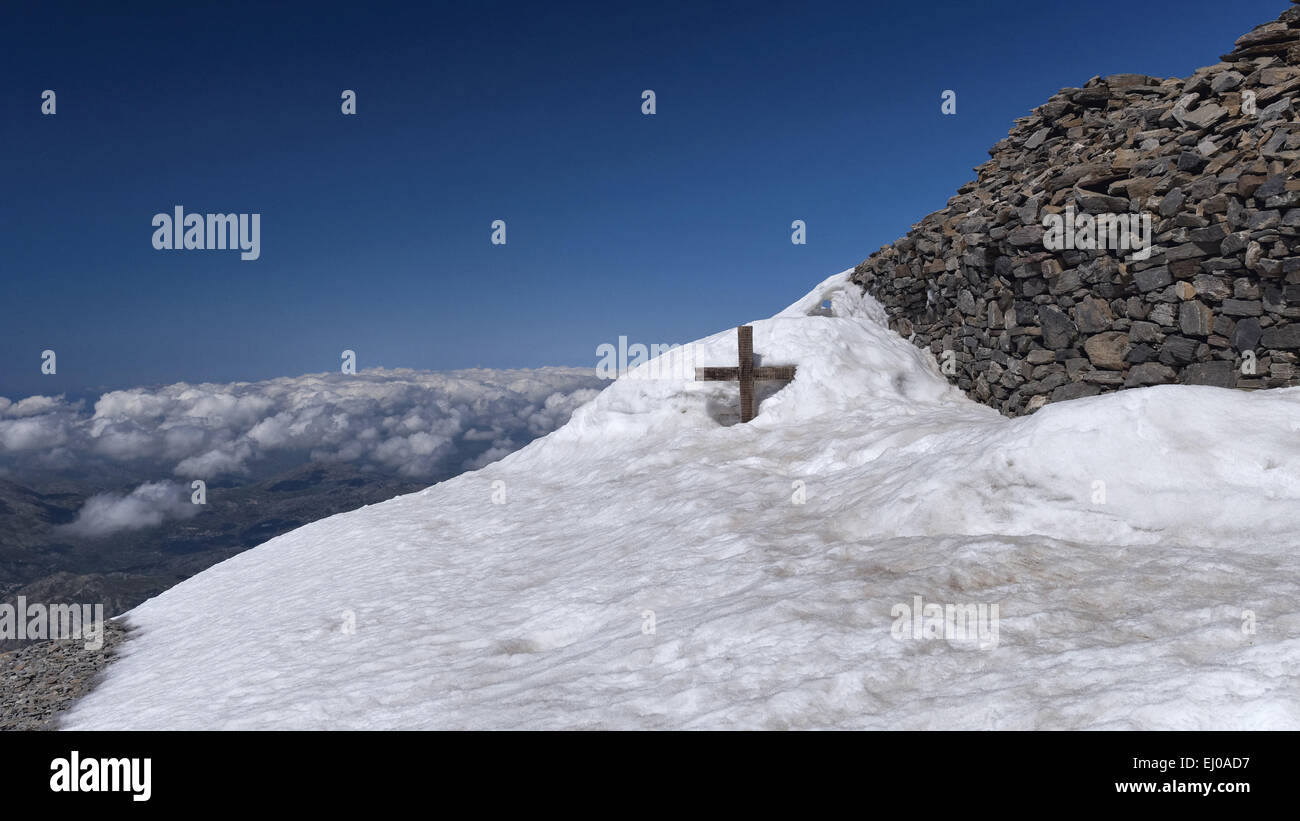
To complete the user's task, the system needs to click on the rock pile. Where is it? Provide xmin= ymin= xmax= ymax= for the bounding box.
xmin=852 ymin=2 xmax=1300 ymax=416
xmin=0 ymin=620 xmax=127 ymax=730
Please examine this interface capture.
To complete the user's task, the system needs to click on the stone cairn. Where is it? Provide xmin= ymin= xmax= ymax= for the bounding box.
xmin=852 ymin=2 xmax=1300 ymax=416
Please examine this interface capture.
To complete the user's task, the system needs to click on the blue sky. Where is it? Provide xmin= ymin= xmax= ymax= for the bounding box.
xmin=0 ymin=0 xmax=1285 ymax=398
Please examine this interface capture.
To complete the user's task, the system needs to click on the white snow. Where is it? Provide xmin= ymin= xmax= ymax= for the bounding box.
xmin=62 ymin=270 xmax=1300 ymax=729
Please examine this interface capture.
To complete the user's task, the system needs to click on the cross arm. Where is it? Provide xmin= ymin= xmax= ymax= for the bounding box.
xmin=753 ymin=366 xmax=796 ymax=380
xmin=695 ymin=367 xmax=741 ymax=381
xmin=694 ymin=366 xmax=796 ymax=381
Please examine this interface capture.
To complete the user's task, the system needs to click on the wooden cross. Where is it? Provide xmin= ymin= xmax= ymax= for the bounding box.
xmin=695 ymin=325 xmax=796 ymax=423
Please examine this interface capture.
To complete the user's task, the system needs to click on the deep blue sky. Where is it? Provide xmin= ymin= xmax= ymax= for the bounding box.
xmin=1 ymin=0 xmax=1285 ymax=398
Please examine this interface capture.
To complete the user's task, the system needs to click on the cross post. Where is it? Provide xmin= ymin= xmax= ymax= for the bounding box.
xmin=694 ymin=326 xmax=796 ymax=423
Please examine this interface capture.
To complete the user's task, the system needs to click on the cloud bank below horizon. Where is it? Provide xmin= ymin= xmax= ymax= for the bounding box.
xmin=0 ymin=368 xmax=606 ymax=489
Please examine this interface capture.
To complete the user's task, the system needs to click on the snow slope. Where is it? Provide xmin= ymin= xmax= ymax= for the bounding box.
xmin=62 ymin=270 xmax=1300 ymax=729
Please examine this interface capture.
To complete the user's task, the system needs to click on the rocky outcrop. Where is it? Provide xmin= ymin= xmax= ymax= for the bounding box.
xmin=852 ymin=3 xmax=1300 ymax=416
xmin=0 ymin=620 xmax=127 ymax=730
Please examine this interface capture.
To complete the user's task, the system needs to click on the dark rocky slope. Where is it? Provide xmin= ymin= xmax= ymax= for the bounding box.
xmin=853 ymin=3 xmax=1300 ymax=416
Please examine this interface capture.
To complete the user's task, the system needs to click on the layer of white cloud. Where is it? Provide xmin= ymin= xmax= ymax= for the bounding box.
xmin=0 ymin=367 xmax=604 ymax=481
xmin=58 ymin=481 xmax=200 ymax=538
